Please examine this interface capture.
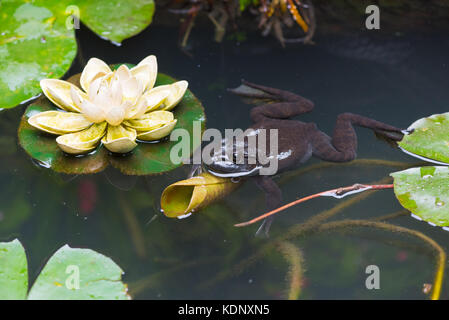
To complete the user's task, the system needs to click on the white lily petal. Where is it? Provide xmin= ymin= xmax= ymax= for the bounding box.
xmin=40 ymin=79 xmax=83 ymax=112
xmin=102 ymin=125 xmax=137 ymax=153
xmin=56 ymin=122 xmax=107 ymax=155
xmin=127 ymin=89 xmax=170 ymax=119
xmin=28 ymin=111 xmax=92 ymax=135
xmin=125 ymin=110 xmax=174 ymax=131
xmin=93 ymin=85 xmax=113 ymax=112
xmin=80 ymin=58 xmax=112 ymax=92
xmin=115 ymin=64 xmax=131 ymax=82
xmin=137 ymin=55 xmax=157 ymax=67
xmin=88 ymin=77 xmax=102 ymax=101
xmin=137 ymin=119 xmax=177 ymax=141
xmin=69 ymin=86 xmax=88 ymax=110
xmin=110 ymin=80 xmax=123 ymax=106
xmin=134 ymin=55 xmax=157 ymax=91
xmin=161 ymin=80 xmax=189 ymax=111
xmin=105 ymin=105 xmax=126 ymax=126
xmin=121 ymin=77 xmax=142 ymax=103
xmin=81 ymin=100 xmax=106 ymax=123
xmin=130 ymin=64 xmax=152 ymax=93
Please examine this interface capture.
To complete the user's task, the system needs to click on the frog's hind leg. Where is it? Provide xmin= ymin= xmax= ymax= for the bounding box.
xmin=228 ymin=81 xmax=314 ymax=123
xmin=253 ymin=176 xmax=282 ymax=237
xmin=311 ymin=112 xmax=404 ymax=162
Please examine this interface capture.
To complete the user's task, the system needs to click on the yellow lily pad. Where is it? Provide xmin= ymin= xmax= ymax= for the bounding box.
xmin=125 ymin=110 xmax=174 ymax=131
xmin=40 ymin=79 xmax=87 ymax=112
xmin=102 ymin=125 xmax=137 ymax=154
xmin=56 ymin=122 xmax=107 ymax=155
xmin=28 ymin=111 xmax=92 ymax=135
xmin=137 ymin=120 xmax=177 ymax=141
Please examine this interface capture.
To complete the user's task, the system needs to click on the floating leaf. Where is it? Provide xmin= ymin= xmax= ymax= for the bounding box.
xmin=391 ymin=166 xmax=449 ymax=227
xmin=76 ymin=0 xmax=155 ymax=45
xmin=0 ymin=0 xmax=77 ymax=109
xmin=399 ymin=112 xmax=449 ymax=164
xmin=28 ymin=244 xmax=129 ymax=300
xmin=18 ymin=70 xmax=205 ymax=175
xmin=0 ymin=239 xmax=28 ymax=300
xmin=0 ymin=239 xmax=130 ymax=300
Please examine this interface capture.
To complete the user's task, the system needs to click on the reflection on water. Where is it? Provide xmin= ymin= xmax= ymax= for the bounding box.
xmin=0 ymin=22 xmax=449 ymax=299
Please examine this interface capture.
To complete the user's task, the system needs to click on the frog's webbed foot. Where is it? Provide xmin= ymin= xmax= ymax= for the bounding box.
xmin=228 ymin=81 xmax=314 ymax=122
xmin=228 ymin=81 xmax=293 ymax=104
xmin=254 ymin=176 xmax=282 ymax=237
xmin=373 ymin=128 xmax=405 ymax=147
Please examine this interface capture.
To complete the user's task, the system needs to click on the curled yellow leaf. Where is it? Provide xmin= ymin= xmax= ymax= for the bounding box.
xmin=161 ymin=172 xmax=241 ymax=218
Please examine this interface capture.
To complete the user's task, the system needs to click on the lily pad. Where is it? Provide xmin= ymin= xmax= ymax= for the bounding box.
xmin=391 ymin=166 xmax=449 ymax=227
xmin=0 ymin=0 xmax=77 ymax=109
xmin=0 ymin=239 xmax=28 ymax=299
xmin=76 ymin=0 xmax=155 ymax=45
xmin=0 ymin=239 xmax=130 ymax=300
xmin=398 ymin=112 xmax=449 ymax=164
xmin=18 ymin=70 xmax=205 ymax=175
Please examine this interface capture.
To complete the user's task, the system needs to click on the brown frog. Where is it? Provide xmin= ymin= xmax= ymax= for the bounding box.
xmin=193 ymin=81 xmax=404 ymax=235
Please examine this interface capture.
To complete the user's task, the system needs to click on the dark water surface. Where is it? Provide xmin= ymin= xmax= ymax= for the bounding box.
xmin=1 ymin=21 xmax=449 ymax=299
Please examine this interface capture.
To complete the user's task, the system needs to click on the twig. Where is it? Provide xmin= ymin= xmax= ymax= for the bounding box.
xmin=235 ymin=183 xmax=394 ymax=227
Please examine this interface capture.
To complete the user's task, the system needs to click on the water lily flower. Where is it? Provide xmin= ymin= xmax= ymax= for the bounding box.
xmin=160 ymin=172 xmax=241 ymax=218
xmin=28 ymin=55 xmax=188 ymax=154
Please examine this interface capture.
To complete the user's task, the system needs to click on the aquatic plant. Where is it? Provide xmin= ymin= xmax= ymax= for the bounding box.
xmin=17 ymin=58 xmax=205 ymax=175
xmin=27 ymin=55 xmax=186 ymax=155
xmin=164 ymin=0 xmax=315 ymax=47
xmin=0 ymin=239 xmax=130 ymax=300
xmin=0 ymin=0 xmax=155 ymax=109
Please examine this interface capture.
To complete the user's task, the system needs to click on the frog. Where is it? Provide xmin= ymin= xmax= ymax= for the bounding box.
xmin=191 ymin=81 xmax=405 ymax=236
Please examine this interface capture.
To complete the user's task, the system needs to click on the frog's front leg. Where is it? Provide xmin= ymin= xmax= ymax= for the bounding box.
xmin=229 ymin=81 xmax=314 ymax=123
xmin=253 ymin=176 xmax=282 ymax=237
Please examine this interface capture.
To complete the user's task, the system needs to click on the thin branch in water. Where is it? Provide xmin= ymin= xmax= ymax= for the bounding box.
xmin=201 ymin=178 xmax=390 ymax=289
xmin=235 ymin=183 xmax=394 ymax=227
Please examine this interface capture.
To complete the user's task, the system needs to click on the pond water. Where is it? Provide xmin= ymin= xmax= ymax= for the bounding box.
xmin=1 ymin=20 xmax=449 ymax=299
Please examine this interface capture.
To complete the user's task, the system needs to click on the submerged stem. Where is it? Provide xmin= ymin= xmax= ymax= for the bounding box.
xmin=118 ymin=192 xmax=146 ymax=259
xmin=277 ymin=241 xmax=305 ymax=300
xmin=318 ymin=219 xmax=445 ymax=300
xmin=278 ymin=158 xmax=418 ymax=186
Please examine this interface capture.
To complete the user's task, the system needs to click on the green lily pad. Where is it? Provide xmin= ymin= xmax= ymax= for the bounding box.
xmin=0 ymin=239 xmax=28 ymax=299
xmin=0 ymin=239 xmax=130 ymax=300
xmin=18 ymin=69 xmax=205 ymax=175
xmin=398 ymin=112 xmax=449 ymax=164
xmin=0 ymin=0 xmax=77 ymax=109
xmin=391 ymin=166 xmax=449 ymax=227
xmin=76 ymin=0 xmax=155 ymax=45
